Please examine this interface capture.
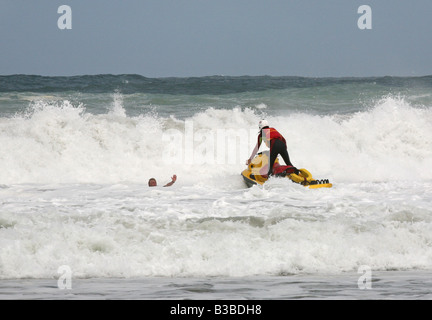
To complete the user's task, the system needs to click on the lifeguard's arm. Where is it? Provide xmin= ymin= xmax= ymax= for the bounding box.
xmin=246 ymin=140 xmax=261 ymax=165
xmin=163 ymin=175 xmax=177 ymax=187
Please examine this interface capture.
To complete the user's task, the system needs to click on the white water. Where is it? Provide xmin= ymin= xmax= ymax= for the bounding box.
xmin=1 ymin=95 xmax=432 ymax=280
xmin=0 ymin=95 xmax=431 ymax=185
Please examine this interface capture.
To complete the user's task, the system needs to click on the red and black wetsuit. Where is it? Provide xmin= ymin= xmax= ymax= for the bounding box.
xmin=259 ymin=127 xmax=294 ymax=176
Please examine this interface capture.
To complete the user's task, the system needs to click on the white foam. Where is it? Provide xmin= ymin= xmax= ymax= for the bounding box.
xmin=0 ymin=95 xmax=431 ymax=185
xmin=1 ymin=180 xmax=432 ymax=279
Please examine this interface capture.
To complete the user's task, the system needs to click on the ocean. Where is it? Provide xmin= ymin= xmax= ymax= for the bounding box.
xmin=0 ymin=75 xmax=432 ymax=300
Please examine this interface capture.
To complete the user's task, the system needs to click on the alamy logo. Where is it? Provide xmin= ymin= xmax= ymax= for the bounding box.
xmin=57 ymin=265 xmax=72 ymax=289
xmin=357 ymin=265 xmax=372 ymax=289
xmin=357 ymin=5 xmax=372 ymax=30
xmin=162 ymin=120 xmax=255 ymax=165
xmin=58 ymin=5 xmax=72 ymax=30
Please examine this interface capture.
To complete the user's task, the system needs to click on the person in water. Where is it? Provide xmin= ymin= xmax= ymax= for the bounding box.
xmin=148 ymin=175 xmax=177 ymax=187
xmin=246 ymin=120 xmax=298 ymax=178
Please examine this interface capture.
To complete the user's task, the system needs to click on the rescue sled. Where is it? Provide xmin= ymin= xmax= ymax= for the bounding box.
xmin=241 ymin=152 xmax=332 ymax=189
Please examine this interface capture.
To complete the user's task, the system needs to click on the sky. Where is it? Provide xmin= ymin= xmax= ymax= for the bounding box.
xmin=1 ymin=0 xmax=432 ymax=78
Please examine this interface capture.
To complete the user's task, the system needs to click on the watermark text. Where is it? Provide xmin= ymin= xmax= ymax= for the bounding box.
xmin=357 ymin=265 xmax=372 ymax=289
xmin=58 ymin=5 xmax=72 ymax=30
xmin=57 ymin=265 xmax=72 ymax=289
xmin=358 ymin=5 xmax=372 ymax=30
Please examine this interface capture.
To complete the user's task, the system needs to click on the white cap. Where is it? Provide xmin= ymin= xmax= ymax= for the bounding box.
xmin=258 ymin=119 xmax=269 ymax=130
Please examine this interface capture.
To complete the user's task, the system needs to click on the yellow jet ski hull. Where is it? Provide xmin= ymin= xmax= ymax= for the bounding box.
xmin=241 ymin=152 xmax=332 ymax=189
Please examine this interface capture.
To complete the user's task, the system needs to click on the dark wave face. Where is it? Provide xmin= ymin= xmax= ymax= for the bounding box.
xmin=1 ymin=74 xmax=432 ymax=95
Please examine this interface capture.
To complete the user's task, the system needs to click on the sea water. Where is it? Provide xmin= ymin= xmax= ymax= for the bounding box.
xmin=0 ymin=75 xmax=432 ymax=300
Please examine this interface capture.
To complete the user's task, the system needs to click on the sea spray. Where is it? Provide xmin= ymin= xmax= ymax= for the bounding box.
xmin=0 ymin=94 xmax=431 ymax=184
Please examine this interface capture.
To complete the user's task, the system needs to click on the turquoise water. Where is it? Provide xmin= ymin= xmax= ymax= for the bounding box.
xmin=1 ymin=75 xmax=432 ymax=117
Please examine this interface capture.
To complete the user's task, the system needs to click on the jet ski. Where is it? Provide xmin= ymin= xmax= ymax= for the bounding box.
xmin=241 ymin=151 xmax=332 ymax=189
